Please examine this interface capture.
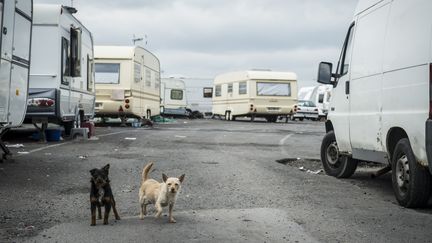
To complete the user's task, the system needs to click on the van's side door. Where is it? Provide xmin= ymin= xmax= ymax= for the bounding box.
xmin=348 ymin=3 xmax=391 ymax=160
xmin=328 ymin=23 xmax=355 ymax=153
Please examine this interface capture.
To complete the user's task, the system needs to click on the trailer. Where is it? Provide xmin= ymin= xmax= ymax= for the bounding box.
xmin=212 ymin=70 xmax=298 ymax=122
xmin=25 ymin=4 xmax=95 ymax=136
xmin=0 ymin=0 xmax=33 ymax=159
xmin=94 ymin=46 xmax=161 ymax=124
xmin=160 ymin=78 xmax=188 ymax=117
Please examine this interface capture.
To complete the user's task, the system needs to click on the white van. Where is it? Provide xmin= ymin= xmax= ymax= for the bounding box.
xmin=0 ymin=0 xmax=33 ymax=158
xmin=160 ymin=78 xmax=188 ymax=117
xmin=94 ymin=46 xmax=161 ymax=122
xmin=212 ymin=70 xmax=298 ymax=122
xmin=25 ymin=4 xmax=95 ymax=135
xmin=317 ymin=0 xmax=432 ymax=207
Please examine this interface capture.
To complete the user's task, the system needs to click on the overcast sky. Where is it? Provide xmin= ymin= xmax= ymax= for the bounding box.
xmin=34 ymin=0 xmax=358 ymax=87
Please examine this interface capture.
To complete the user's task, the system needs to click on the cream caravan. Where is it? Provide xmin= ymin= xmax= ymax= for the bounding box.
xmin=0 ymin=0 xmax=33 ymax=159
xmin=212 ymin=71 xmax=298 ymax=122
xmin=94 ymin=46 xmax=161 ymax=122
xmin=26 ymin=4 xmax=95 ymax=135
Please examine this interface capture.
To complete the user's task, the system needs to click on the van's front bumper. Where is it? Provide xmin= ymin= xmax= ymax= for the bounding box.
xmin=426 ymin=120 xmax=432 ymax=175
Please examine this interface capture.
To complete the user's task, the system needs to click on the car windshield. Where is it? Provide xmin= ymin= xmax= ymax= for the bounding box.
xmin=299 ymin=100 xmax=316 ymax=107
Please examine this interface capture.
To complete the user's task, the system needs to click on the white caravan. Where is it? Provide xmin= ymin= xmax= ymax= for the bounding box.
xmin=317 ymin=0 xmax=432 ymax=207
xmin=0 ymin=0 xmax=33 ymax=158
xmin=183 ymin=77 xmax=213 ymax=116
xmin=25 ymin=4 xmax=95 ymax=135
xmin=94 ymin=46 xmax=161 ymax=122
xmin=298 ymin=85 xmax=332 ymax=119
xmin=160 ymin=78 xmax=188 ymax=117
xmin=212 ymin=70 xmax=298 ymax=122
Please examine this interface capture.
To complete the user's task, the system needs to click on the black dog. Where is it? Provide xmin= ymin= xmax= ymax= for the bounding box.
xmin=89 ymin=164 xmax=120 ymax=226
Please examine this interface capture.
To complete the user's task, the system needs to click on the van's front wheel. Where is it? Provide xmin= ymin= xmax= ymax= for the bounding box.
xmin=391 ymin=138 xmax=431 ymax=208
xmin=321 ymin=131 xmax=358 ymax=178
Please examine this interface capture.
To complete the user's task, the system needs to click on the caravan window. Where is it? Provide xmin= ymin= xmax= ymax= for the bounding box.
xmin=257 ymin=82 xmax=291 ymax=96
xmin=318 ymin=94 xmax=324 ymax=103
xmin=203 ymin=87 xmax=213 ymax=98
xmin=134 ymin=63 xmax=141 ymax=83
xmin=61 ymin=38 xmax=71 ymax=85
xmin=87 ymin=55 xmax=94 ymax=92
xmin=239 ymin=82 xmax=247 ymax=94
xmin=227 ymin=84 xmax=233 ymax=93
xmin=70 ymin=27 xmax=82 ymax=77
xmin=145 ymin=69 xmax=151 ymax=87
xmin=215 ymin=85 xmax=221 ymax=97
xmin=171 ymin=89 xmax=183 ymax=100
xmin=95 ymin=63 xmax=120 ymax=84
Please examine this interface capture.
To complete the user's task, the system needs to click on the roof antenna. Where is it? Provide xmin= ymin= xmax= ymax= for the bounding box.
xmin=132 ymin=34 xmax=143 ymax=46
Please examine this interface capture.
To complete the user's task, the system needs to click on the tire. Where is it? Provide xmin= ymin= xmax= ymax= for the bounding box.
xmin=299 ymin=117 xmax=304 ymax=121
xmin=391 ymin=138 xmax=431 ymax=208
xmin=232 ymin=116 xmax=236 ymax=121
xmin=320 ymin=131 xmax=358 ymax=178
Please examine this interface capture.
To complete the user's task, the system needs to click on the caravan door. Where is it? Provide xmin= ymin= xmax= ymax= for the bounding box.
xmin=0 ymin=0 xmax=32 ymax=126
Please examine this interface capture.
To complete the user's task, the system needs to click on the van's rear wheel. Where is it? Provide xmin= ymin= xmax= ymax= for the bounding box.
xmin=391 ymin=138 xmax=431 ymax=208
xmin=321 ymin=131 xmax=358 ymax=178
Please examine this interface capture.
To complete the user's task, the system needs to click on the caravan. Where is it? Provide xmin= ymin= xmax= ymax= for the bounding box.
xmin=0 ymin=0 xmax=33 ymax=158
xmin=25 ymin=4 xmax=95 ymax=135
xmin=94 ymin=46 xmax=161 ymax=122
xmin=212 ymin=70 xmax=298 ymax=122
xmin=160 ymin=78 xmax=188 ymax=117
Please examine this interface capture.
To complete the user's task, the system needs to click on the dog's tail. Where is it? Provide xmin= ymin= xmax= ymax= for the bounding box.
xmin=142 ymin=162 xmax=154 ymax=181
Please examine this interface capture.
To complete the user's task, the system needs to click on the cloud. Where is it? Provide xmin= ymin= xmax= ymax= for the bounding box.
xmin=34 ymin=0 xmax=358 ymax=86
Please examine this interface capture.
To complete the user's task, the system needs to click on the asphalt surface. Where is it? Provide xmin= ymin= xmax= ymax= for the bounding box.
xmin=0 ymin=119 xmax=431 ymax=243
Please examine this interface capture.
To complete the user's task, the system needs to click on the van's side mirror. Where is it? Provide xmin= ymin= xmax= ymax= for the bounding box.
xmin=317 ymin=62 xmax=334 ymax=85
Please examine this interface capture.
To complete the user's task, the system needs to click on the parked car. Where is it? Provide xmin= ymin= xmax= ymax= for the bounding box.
xmin=291 ymin=100 xmax=319 ymax=121
xmin=317 ymin=0 xmax=432 ymax=208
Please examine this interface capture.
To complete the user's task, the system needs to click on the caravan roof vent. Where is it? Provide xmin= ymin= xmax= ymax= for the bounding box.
xmin=63 ymin=6 xmax=78 ymax=14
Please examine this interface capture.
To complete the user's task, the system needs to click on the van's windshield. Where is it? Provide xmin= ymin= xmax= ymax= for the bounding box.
xmin=257 ymin=82 xmax=291 ymax=96
xmin=95 ymin=63 xmax=120 ymax=84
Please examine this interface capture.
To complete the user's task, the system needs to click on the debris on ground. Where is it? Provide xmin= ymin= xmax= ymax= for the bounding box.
xmin=124 ymin=137 xmax=137 ymax=140
xmin=175 ymin=135 xmax=187 ymax=138
xmin=5 ymin=144 xmax=24 ymax=148
xmin=78 ymin=155 xmax=88 ymax=160
xmin=17 ymin=151 xmax=29 ymax=154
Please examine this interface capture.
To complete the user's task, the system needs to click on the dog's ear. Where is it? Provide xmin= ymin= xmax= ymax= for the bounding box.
xmin=102 ymin=164 xmax=110 ymax=174
xmin=89 ymin=169 xmax=97 ymax=176
xmin=179 ymin=174 xmax=185 ymax=183
xmin=162 ymin=173 xmax=168 ymax=182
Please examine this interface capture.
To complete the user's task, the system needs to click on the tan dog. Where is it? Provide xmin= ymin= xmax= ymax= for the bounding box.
xmin=139 ymin=162 xmax=185 ymax=223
